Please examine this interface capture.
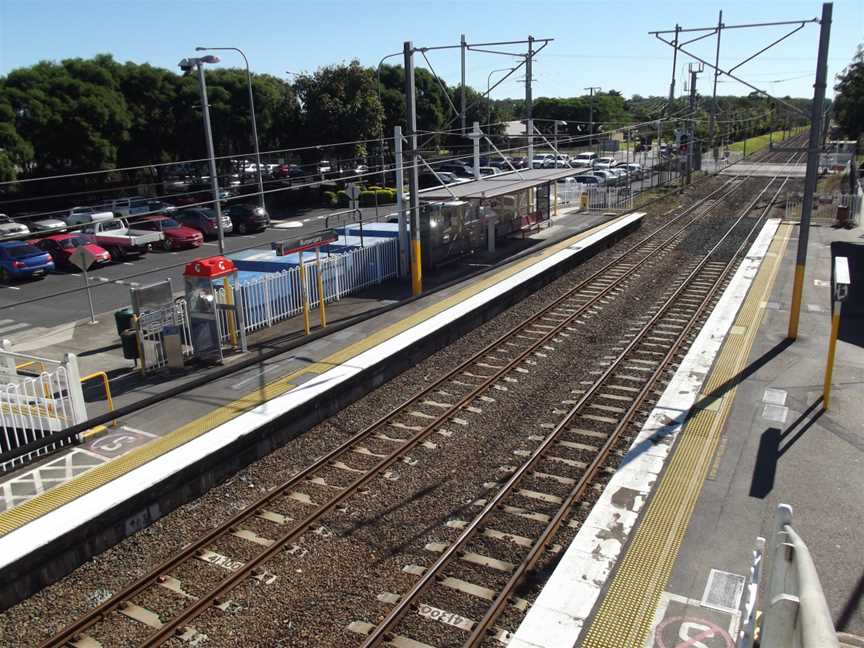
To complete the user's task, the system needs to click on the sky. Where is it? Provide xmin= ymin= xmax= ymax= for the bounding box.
xmin=1 ymin=0 xmax=862 ymax=102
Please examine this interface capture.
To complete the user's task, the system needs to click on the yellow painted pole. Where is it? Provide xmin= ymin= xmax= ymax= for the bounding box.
xmin=81 ymin=371 xmax=117 ymax=425
xmin=411 ymin=239 xmax=422 ymax=296
xmin=788 ymin=264 xmax=806 ymax=339
xmin=222 ymin=276 xmax=238 ymax=347
xmin=315 ymin=247 xmax=326 ymax=328
xmin=299 ymin=250 xmax=311 ymax=335
xmin=822 ymin=302 xmax=842 ymax=409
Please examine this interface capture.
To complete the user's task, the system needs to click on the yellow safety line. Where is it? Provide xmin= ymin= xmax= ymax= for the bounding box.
xmin=0 ymin=215 xmax=632 ymax=537
xmin=581 ymin=223 xmax=792 ymax=648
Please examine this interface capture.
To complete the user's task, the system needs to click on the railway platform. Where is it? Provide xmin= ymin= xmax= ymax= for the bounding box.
xmin=512 ymin=218 xmax=864 ymax=647
xmin=0 ymin=208 xmax=643 ymax=609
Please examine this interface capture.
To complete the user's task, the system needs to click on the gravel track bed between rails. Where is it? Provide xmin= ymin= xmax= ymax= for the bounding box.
xmin=0 ymin=172 xmax=777 ymax=648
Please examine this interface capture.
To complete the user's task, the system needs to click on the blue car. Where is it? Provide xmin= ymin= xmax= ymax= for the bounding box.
xmin=0 ymin=241 xmax=55 ymax=282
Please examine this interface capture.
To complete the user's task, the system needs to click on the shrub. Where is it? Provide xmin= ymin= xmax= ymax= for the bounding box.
xmin=375 ymin=189 xmax=395 ymax=204
xmin=322 ymin=190 xmax=338 ymax=208
xmin=358 ymin=190 xmax=378 ymax=207
xmin=336 ymin=190 xmax=350 ymax=207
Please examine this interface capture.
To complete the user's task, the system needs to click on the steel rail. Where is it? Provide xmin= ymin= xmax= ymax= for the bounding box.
xmin=40 ymin=175 xmax=746 ymax=648
xmin=360 ymin=170 xmax=792 ymax=647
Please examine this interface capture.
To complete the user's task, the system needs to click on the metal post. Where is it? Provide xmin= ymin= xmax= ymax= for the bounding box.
xmin=554 ymin=121 xmax=558 ymax=154
xmin=394 ymin=126 xmax=408 ymax=277
xmin=82 ymin=266 xmax=96 ymax=324
xmin=404 ymin=41 xmax=422 ymax=295
xmin=472 ymin=121 xmax=481 ymax=180
xmin=195 ymin=63 xmax=225 ymax=255
xmin=299 ymin=250 xmax=310 ymax=335
xmin=687 ymin=66 xmax=699 ymax=184
xmin=585 ymin=86 xmax=600 ymax=147
xmin=526 ymin=35 xmax=534 ymax=164
xmin=710 ymin=10 xmax=723 ymax=162
xmin=460 ymin=33 xmax=467 ymax=134
xmin=789 ymin=2 xmax=832 ymax=339
xmin=315 ymin=247 xmax=327 ymax=328
xmin=668 ymin=24 xmax=680 ymax=109
xmin=823 ymin=300 xmax=841 ymax=409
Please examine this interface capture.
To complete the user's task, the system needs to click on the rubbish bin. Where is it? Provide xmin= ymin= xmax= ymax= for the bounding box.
xmin=121 ymin=329 xmax=140 ymax=360
xmin=114 ymin=307 xmax=135 ymax=337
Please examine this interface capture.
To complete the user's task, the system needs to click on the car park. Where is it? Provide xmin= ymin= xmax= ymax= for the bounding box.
xmin=594 ymin=156 xmax=617 ymax=170
xmin=0 ymin=214 xmax=30 ymax=240
xmin=80 ymin=218 xmax=163 ymax=260
xmin=133 ymin=215 xmax=203 ymax=251
xmin=33 ymin=234 xmax=111 ymax=270
xmin=176 ymin=207 xmax=234 ymax=238
xmin=103 ymin=197 xmax=150 ymax=218
xmin=574 ymin=175 xmax=602 ymax=186
xmin=225 ymin=204 xmax=270 ymax=234
xmin=0 ymin=241 xmax=55 ymax=281
xmin=572 ymin=152 xmax=598 ymax=168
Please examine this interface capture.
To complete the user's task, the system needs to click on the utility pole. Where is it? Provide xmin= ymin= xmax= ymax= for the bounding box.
xmin=585 ymin=86 xmax=601 ymax=147
xmin=788 ymin=2 xmax=832 ymax=340
xmin=709 ymin=10 xmax=723 ymax=163
xmin=526 ymin=35 xmax=534 ymax=163
xmin=195 ymin=63 xmax=226 ymax=255
xmin=668 ymin=24 xmax=681 ymax=109
xmin=460 ymin=33 xmax=467 ymax=134
xmin=687 ymin=63 xmax=702 ymax=184
xmin=394 ymin=125 xmax=408 ymax=278
xmin=403 ymin=41 xmax=422 ymax=296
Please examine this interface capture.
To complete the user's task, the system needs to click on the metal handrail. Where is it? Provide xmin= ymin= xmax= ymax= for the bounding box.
xmin=80 ymin=371 xmax=116 ymax=425
xmin=783 ymin=523 xmax=840 ymax=648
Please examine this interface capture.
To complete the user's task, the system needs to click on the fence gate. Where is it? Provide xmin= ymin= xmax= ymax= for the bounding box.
xmin=583 ymin=186 xmax=635 ymax=214
xmin=137 ymin=299 xmax=195 ymax=372
xmin=0 ymin=343 xmax=88 ymax=472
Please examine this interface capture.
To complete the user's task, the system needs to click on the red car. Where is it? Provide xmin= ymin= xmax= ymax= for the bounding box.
xmin=133 ymin=215 xmax=203 ymax=251
xmin=33 ymin=234 xmax=111 ymax=270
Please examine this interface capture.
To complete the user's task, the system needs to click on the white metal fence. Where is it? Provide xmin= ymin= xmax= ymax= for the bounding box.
xmin=0 ymin=343 xmax=87 ymax=473
xmin=222 ymin=238 xmax=400 ymax=336
xmin=137 ymin=299 xmax=195 ymax=372
xmin=785 ymin=192 xmax=861 ymax=227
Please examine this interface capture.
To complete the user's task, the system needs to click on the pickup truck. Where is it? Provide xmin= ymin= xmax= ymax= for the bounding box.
xmin=80 ymin=218 xmax=163 ymax=260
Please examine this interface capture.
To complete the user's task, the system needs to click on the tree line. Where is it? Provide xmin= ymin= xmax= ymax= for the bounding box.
xmin=0 ymin=53 xmax=812 ymax=188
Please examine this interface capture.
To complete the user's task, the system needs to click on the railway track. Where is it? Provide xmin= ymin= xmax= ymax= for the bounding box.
xmin=36 ymin=142 xmax=805 ymax=648
xmin=349 ymin=173 xmax=798 ymax=647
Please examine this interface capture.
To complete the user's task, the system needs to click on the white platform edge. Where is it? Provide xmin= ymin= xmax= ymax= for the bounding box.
xmin=0 ymin=213 xmax=646 ymax=569
xmin=509 ymin=217 xmax=782 ymax=648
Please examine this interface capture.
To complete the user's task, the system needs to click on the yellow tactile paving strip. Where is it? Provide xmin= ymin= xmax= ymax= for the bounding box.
xmin=581 ymin=223 xmax=792 ymax=648
xmin=0 ymin=216 xmax=630 ymax=538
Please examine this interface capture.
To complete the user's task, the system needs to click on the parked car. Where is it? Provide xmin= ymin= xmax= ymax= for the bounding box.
xmin=437 ymin=162 xmax=474 ymax=178
xmin=591 ymin=170 xmax=615 ymax=185
xmin=594 ymin=156 xmax=617 ymax=170
xmin=33 ymin=234 xmax=111 ymax=270
xmin=133 ymin=215 xmax=203 ymax=251
xmin=476 ymin=166 xmax=501 ymax=176
xmin=488 ymin=157 xmax=514 ymax=170
xmin=419 ymin=171 xmax=458 ymax=189
xmin=317 ymin=160 xmax=332 ymax=175
xmin=555 ymin=154 xmax=572 ymax=168
xmin=103 ymin=197 xmax=150 ymax=218
xmin=0 ymin=241 xmax=55 ymax=281
xmin=176 ymin=207 xmax=234 ymax=238
xmin=531 ymin=154 xmax=556 ymax=169
xmin=225 ymin=204 xmax=270 ymax=234
xmin=30 ymin=218 xmax=68 ymax=234
xmin=80 ymin=218 xmax=163 ymax=260
xmin=64 ymin=207 xmax=114 ymax=227
xmin=170 ymin=184 xmax=233 ymax=208
xmin=510 ymin=156 xmax=529 ymax=169
xmin=147 ymin=200 xmax=177 ymax=214
xmin=574 ymin=175 xmax=602 ymax=186
xmin=274 ymin=163 xmax=306 ymax=179
xmin=0 ymin=214 xmax=30 ymax=240
xmin=614 ymin=163 xmax=643 ymax=179
xmin=572 ymin=152 xmax=598 ymax=168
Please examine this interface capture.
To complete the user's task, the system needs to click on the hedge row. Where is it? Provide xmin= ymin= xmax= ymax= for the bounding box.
xmin=322 ymin=188 xmax=397 ymax=208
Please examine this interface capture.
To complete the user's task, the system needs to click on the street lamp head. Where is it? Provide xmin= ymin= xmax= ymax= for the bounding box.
xmin=199 ymin=54 xmax=220 ymax=64
xmin=195 ymin=46 xmax=206 ymax=51
xmin=178 ymin=58 xmax=195 ymax=75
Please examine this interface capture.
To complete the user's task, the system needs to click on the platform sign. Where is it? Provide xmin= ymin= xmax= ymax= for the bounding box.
xmin=271 ymin=229 xmax=338 ymax=256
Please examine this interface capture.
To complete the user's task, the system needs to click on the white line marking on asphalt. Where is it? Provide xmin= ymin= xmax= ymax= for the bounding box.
xmin=231 ymin=361 xmax=285 ymax=389
xmin=120 ymin=425 xmax=157 ymax=437
xmin=0 ymin=286 xmax=20 ymax=290
xmin=123 ymin=262 xmax=133 ymax=266
xmin=275 ymin=222 xmax=304 ymax=229
xmin=0 ymin=322 xmax=28 ymax=333
xmin=129 ymin=282 xmax=140 ymax=287
xmin=202 ymin=242 xmax=218 ymax=247
xmin=69 ymin=273 xmax=81 ymax=277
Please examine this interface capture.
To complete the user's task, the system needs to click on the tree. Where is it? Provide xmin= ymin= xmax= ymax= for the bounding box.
xmin=3 ymin=57 xmax=131 ymax=174
xmin=834 ymin=46 xmax=864 ymax=139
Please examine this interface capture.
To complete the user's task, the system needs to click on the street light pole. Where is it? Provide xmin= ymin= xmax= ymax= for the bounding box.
xmin=180 ymin=56 xmax=226 ymax=254
xmin=197 ymin=46 xmax=265 ymax=210
xmin=487 ymin=67 xmax=515 ymax=153
xmin=585 ymin=86 xmax=601 ymax=147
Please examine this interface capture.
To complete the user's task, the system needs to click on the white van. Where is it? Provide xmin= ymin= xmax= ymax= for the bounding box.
xmin=572 ymin=152 xmax=598 ymax=168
